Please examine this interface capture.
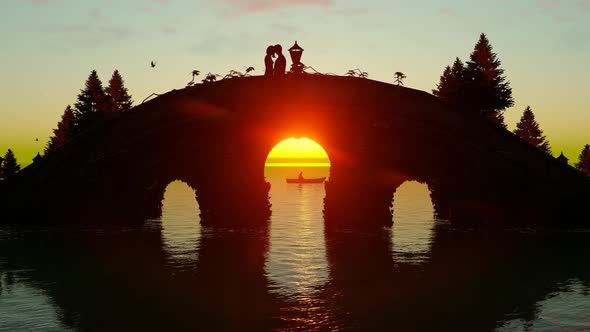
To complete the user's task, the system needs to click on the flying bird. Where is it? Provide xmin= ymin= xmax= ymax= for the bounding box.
xmin=150 ymin=61 xmax=156 ymax=68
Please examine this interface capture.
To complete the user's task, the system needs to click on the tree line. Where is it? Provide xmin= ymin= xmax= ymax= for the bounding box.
xmin=44 ymin=69 xmax=133 ymax=155
xmin=431 ymin=33 xmax=589 ymax=175
xmin=1 ymin=69 xmax=133 ymax=180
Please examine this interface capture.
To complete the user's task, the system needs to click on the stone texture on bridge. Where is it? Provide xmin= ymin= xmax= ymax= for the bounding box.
xmin=1 ymin=75 xmax=589 ymax=227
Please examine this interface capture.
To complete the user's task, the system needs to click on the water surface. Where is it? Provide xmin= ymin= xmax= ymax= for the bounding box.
xmin=1 ymin=167 xmax=589 ymax=331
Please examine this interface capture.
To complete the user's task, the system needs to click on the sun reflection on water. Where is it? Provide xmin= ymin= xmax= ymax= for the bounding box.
xmin=265 ymin=167 xmax=330 ymax=301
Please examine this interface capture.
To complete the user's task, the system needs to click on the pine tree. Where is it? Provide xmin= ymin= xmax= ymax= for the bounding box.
xmin=464 ymin=33 xmax=514 ymax=127
xmin=1 ymin=149 xmax=21 ymax=178
xmin=73 ymin=70 xmax=108 ymax=133
xmin=45 ymin=105 xmax=76 ymax=155
xmin=433 ymin=65 xmax=452 ymax=96
xmin=433 ymin=58 xmax=466 ymax=110
xmin=105 ymin=70 xmax=133 ymax=112
xmin=575 ymin=144 xmax=590 ymax=175
xmin=513 ymin=106 xmax=551 ymax=153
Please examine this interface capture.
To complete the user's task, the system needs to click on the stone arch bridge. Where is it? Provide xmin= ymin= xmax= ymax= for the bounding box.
xmin=2 ymin=76 xmax=589 ymax=227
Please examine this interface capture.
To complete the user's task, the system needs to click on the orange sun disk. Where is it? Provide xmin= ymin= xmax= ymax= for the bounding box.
xmin=265 ymin=137 xmax=330 ymax=167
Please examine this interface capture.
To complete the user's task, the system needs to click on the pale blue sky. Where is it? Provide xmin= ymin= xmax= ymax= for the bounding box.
xmin=1 ymin=0 xmax=589 ymax=164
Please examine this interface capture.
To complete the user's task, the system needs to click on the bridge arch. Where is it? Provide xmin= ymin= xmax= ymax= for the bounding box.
xmin=155 ymin=180 xmax=202 ymax=261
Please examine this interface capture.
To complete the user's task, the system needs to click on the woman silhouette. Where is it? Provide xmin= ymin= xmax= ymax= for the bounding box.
xmin=264 ymin=45 xmax=275 ymax=77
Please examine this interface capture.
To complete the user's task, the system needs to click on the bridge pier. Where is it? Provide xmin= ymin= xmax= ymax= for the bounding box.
xmin=324 ymin=166 xmax=403 ymax=229
xmin=195 ymin=177 xmax=271 ymax=226
xmin=184 ymin=140 xmax=271 ymax=227
xmin=117 ymin=139 xmax=272 ymax=227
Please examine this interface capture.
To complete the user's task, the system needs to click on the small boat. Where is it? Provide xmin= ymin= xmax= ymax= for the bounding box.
xmin=286 ymin=177 xmax=326 ymax=184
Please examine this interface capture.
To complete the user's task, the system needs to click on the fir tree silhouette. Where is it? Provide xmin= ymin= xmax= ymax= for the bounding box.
xmin=513 ymin=106 xmax=551 ymax=154
xmin=393 ymin=72 xmax=406 ymax=86
xmin=1 ymin=149 xmax=20 ymax=178
xmin=105 ymin=70 xmax=133 ymax=112
xmin=434 ymin=34 xmax=513 ymax=127
xmin=73 ymin=70 xmax=108 ymax=134
xmin=433 ymin=58 xmax=465 ymax=110
xmin=45 ymin=105 xmax=75 ymax=155
xmin=575 ymin=144 xmax=590 ymax=175
xmin=465 ymin=33 xmax=513 ymax=127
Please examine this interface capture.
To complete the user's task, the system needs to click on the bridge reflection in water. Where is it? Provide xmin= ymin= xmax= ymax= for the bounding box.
xmin=1 ymin=178 xmax=590 ymax=331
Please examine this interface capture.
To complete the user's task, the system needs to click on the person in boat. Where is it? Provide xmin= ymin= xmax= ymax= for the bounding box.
xmin=298 ymin=171 xmax=304 ymax=180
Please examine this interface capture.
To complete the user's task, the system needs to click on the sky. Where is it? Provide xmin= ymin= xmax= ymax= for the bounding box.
xmin=1 ymin=0 xmax=589 ymax=166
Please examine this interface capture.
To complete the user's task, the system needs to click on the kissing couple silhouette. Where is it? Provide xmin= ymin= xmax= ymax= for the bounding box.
xmin=264 ymin=44 xmax=286 ymax=77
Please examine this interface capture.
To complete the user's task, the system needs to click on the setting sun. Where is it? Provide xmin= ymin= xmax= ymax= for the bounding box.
xmin=265 ymin=138 xmax=330 ymax=167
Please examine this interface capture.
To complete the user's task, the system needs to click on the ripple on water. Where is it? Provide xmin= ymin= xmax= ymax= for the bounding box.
xmin=496 ymin=280 xmax=590 ymax=331
xmin=265 ymin=171 xmax=330 ymax=301
xmin=3 ymin=170 xmax=590 ymax=331
xmin=0 ymin=281 xmax=72 ymax=332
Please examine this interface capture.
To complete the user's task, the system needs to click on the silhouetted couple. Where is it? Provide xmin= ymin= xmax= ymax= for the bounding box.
xmin=264 ymin=45 xmax=286 ymax=77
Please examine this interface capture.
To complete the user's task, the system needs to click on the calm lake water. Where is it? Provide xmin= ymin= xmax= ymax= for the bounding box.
xmin=1 ymin=166 xmax=590 ymax=331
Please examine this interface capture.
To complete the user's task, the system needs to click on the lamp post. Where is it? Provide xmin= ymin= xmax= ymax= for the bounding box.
xmin=288 ymin=41 xmax=305 ymax=75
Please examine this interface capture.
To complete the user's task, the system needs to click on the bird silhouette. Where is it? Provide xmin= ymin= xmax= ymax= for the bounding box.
xmin=150 ymin=61 xmax=156 ymax=68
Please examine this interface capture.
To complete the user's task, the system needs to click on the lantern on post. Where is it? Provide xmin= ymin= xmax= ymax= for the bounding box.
xmin=288 ymin=41 xmax=305 ymax=75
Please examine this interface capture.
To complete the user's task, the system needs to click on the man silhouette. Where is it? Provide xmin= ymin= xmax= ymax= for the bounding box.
xmin=273 ymin=44 xmax=286 ymax=76
xmin=264 ymin=45 xmax=275 ymax=77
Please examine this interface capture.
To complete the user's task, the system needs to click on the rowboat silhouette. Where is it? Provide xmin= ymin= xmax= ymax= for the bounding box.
xmin=286 ymin=177 xmax=326 ymax=184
